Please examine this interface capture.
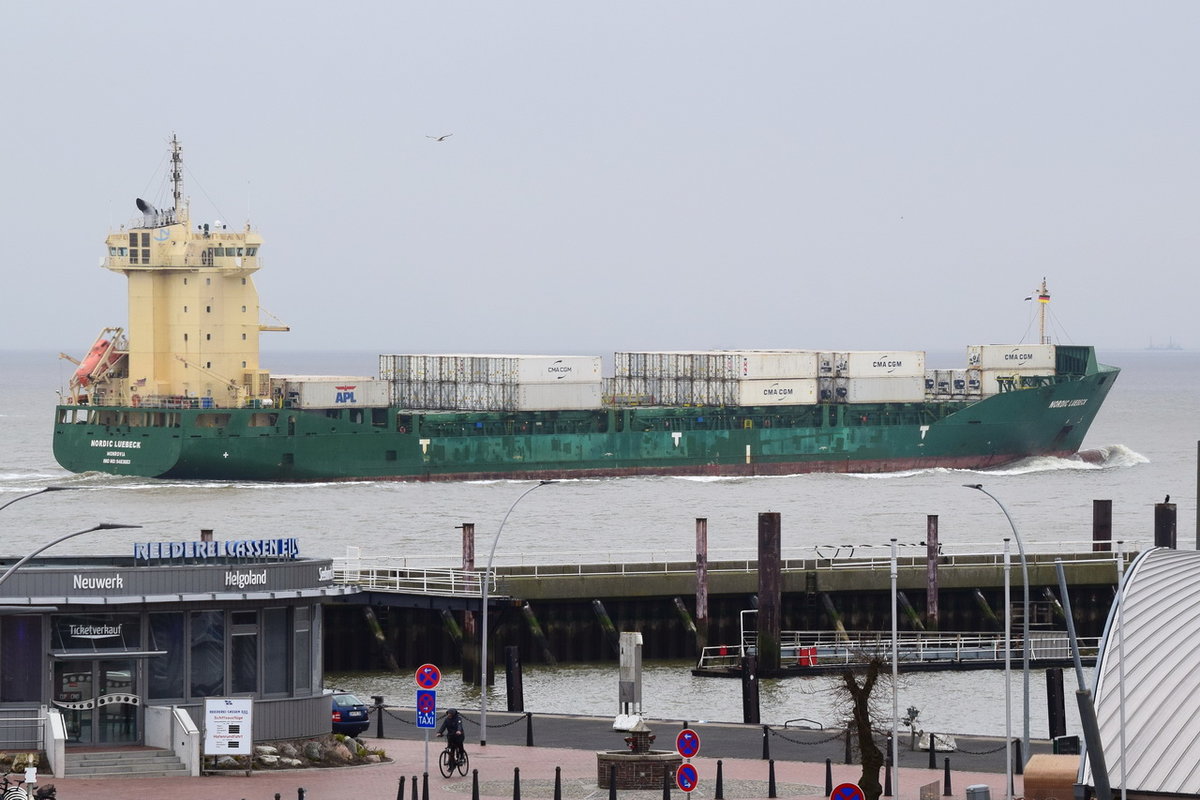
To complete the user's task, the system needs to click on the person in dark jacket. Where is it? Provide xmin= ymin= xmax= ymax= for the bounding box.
xmin=437 ymin=708 xmax=465 ymax=759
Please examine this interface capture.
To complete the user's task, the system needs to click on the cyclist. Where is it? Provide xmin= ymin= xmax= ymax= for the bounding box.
xmin=436 ymin=708 xmax=465 ymax=764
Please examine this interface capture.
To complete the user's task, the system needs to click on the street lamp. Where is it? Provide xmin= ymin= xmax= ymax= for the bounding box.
xmin=479 ymin=480 xmax=553 ymax=746
xmin=0 ymin=486 xmax=78 ymax=514
xmin=0 ymin=523 xmax=143 ymax=590
xmin=964 ymin=483 xmax=1030 ymax=768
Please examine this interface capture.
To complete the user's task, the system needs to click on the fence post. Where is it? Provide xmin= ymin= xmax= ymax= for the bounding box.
xmin=762 ymin=725 xmax=771 ymax=760
xmin=373 ymin=695 xmax=386 ymax=739
xmin=526 ymin=712 xmax=534 ymax=747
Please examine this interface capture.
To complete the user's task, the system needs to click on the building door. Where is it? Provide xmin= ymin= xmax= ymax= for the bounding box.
xmin=53 ymin=659 xmax=140 ymax=745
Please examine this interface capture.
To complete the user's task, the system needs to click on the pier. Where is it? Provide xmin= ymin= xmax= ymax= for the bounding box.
xmin=324 ymin=538 xmax=1136 ymax=673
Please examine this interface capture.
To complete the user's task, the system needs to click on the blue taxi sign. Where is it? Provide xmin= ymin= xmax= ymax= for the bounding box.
xmin=416 ymin=689 xmax=437 ymax=728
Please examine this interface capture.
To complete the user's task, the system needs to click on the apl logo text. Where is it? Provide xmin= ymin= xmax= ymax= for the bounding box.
xmin=335 ymin=385 xmax=357 ymax=403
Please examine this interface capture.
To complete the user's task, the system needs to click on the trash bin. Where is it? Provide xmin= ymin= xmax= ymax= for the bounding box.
xmin=1053 ymin=735 xmax=1081 ymax=755
xmin=966 ymin=784 xmax=991 ymax=800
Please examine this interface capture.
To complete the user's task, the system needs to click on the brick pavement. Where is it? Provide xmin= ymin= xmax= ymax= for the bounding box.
xmin=41 ymin=736 xmax=1022 ymax=800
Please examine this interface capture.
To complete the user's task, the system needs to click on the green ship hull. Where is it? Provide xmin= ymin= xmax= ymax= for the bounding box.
xmin=53 ymin=346 xmax=1118 ymax=482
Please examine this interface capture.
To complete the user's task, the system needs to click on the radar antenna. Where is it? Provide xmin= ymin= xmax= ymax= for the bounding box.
xmin=169 ymin=134 xmax=184 ymax=214
xmin=1035 ymin=277 xmax=1051 ymax=344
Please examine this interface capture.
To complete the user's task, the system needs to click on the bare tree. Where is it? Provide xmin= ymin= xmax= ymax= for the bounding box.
xmin=839 ymin=656 xmax=887 ymax=800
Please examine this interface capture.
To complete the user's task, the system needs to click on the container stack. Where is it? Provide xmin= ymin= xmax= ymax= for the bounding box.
xmin=379 ymin=354 xmax=603 ymax=411
xmin=606 ymin=350 xmax=926 ymax=406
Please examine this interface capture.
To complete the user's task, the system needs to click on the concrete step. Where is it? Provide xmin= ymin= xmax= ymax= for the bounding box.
xmin=64 ymin=748 xmax=188 ymax=777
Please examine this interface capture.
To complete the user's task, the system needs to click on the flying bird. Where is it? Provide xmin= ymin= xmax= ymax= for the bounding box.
xmin=426 ymin=134 xmax=453 ymax=142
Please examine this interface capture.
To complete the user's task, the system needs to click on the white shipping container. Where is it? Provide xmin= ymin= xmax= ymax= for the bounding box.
xmin=735 ymin=379 xmax=819 ymax=406
xmin=515 ymin=355 xmax=602 ymax=383
xmin=737 ymin=351 xmax=820 ymax=379
xmin=288 ymin=379 xmax=390 ymax=409
xmin=513 ymin=383 xmax=603 ymax=410
xmin=843 ymin=376 xmax=926 ymax=403
xmin=380 ymin=354 xmax=601 ymax=385
xmin=843 ymin=351 xmax=926 ymax=378
xmin=967 ymin=344 xmax=1056 ymax=371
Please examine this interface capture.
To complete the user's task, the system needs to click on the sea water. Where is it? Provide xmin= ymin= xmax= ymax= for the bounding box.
xmin=2 ymin=348 xmax=1197 ymax=736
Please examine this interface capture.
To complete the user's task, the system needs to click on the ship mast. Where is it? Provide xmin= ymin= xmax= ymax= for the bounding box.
xmin=169 ymin=134 xmax=185 ymax=221
xmin=1036 ymin=277 xmax=1051 ymax=345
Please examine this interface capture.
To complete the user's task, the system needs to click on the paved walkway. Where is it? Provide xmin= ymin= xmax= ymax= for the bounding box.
xmin=44 ymin=735 xmax=1021 ymax=800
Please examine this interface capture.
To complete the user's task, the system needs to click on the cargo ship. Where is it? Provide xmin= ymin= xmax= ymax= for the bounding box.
xmin=52 ymin=139 xmax=1120 ymax=482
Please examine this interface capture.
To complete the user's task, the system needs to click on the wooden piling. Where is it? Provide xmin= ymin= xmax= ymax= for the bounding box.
xmin=459 ymin=523 xmax=479 ymax=685
xmin=362 ymin=606 xmax=400 ymax=672
xmin=896 ymin=592 xmax=926 ymax=632
xmin=592 ymin=599 xmax=621 ymax=655
xmin=1155 ymin=501 xmax=1177 ymax=548
xmin=522 ymin=602 xmax=557 ymax=665
xmin=505 ymin=645 xmax=524 ymax=712
xmin=1092 ymin=500 xmax=1112 ymax=552
xmin=926 ymin=515 xmax=939 ymax=631
xmin=757 ymin=512 xmax=782 ymax=675
xmin=696 ymin=518 xmax=709 ymax=653
xmin=819 ymin=593 xmax=849 ymax=641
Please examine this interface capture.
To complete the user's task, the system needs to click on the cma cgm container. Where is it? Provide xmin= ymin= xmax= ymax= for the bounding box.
xmin=735 ymin=379 xmax=819 ymax=405
xmin=379 ymin=354 xmax=601 ymax=385
xmin=967 ymin=344 xmax=1056 ymax=371
xmin=842 ymin=351 xmax=926 ymax=378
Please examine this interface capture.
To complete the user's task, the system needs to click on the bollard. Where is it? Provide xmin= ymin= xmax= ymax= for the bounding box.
xmin=609 ymin=764 xmax=617 ymax=800
xmin=662 ymin=766 xmax=672 ymax=800
xmin=1014 ymin=738 xmax=1024 ymax=775
xmin=472 ymin=769 xmax=480 ymax=800
xmin=716 ymin=759 xmax=725 ymax=800
xmin=929 ymin=733 xmax=937 ymax=769
xmin=844 ymin=723 xmax=852 ymax=765
xmin=943 ymin=756 xmax=952 ymax=796
xmin=825 ymin=758 xmax=833 ymax=796
xmin=513 ymin=766 xmax=521 ymax=800
xmin=554 ymin=766 xmax=562 ymax=800
xmin=422 ymin=771 xmax=430 ymax=800
xmin=396 ymin=777 xmax=404 ymax=800
xmin=373 ymin=695 xmax=386 ymax=738
xmin=411 ymin=774 xmax=418 ymax=800
xmin=762 ymin=725 xmax=771 ymax=760
xmin=884 ymin=761 xmax=892 ymax=797
xmin=768 ymin=758 xmax=778 ymax=799
xmin=526 ymin=712 xmax=534 ymax=747
xmin=298 ymin=789 xmax=305 ymax=800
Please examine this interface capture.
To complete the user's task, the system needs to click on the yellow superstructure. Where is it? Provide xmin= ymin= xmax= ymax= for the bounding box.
xmin=83 ymin=136 xmax=285 ymax=407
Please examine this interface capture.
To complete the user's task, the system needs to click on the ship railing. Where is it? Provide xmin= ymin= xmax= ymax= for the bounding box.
xmin=696 ymin=630 xmax=1102 ymax=670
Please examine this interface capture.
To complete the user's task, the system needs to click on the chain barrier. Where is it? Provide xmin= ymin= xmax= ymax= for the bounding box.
xmin=953 ymin=739 xmax=1010 ymax=756
xmin=464 ymin=713 xmax=526 ymax=729
xmin=767 ymin=726 xmax=846 ymax=746
xmin=377 ymin=707 xmax=417 ymax=726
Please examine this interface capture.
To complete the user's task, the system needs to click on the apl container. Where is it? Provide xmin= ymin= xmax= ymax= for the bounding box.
xmin=288 ymin=379 xmax=389 ymax=408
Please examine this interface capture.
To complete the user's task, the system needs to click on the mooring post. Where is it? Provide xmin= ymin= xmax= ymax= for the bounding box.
xmin=757 ymin=512 xmax=782 ymax=674
xmin=1155 ymin=500 xmax=1177 ymax=548
xmin=696 ymin=517 xmax=709 ymax=653
xmin=741 ymin=654 xmax=760 ymax=724
xmin=926 ymin=514 xmax=939 ymax=630
xmin=1092 ymin=500 xmax=1112 ymax=552
xmin=505 ymin=646 xmax=524 ymax=712
xmin=373 ymin=694 xmax=385 ymax=739
xmin=459 ymin=523 xmax=479 ymax=685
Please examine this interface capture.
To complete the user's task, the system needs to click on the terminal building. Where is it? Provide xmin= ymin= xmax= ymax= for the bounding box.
xmin=0 ymin=531 xmax=354 ymax=773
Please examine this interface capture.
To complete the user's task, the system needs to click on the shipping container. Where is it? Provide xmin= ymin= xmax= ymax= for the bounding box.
xmin=380 ymin=354 xmax=601 ymax=385
xmin=734 ymin=379 xmax=819 ymax=406
xmin=966 ymin=344 xmax=1056 ymax=371
xmin=842 ymin=376 xmax=926 ymax=403
xmin=514 ymin=383 xmax=603 ymax=410
xmin=736 ymin=351 xmax=820 ymax=379
xmin=286 ymin=379 xmax=389 ymax=409
xmin=842 ymin=351 xmax=926 ymax=378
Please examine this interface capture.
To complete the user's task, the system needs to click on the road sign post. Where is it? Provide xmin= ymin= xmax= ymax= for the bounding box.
xmin=415 ymin=664 xmax=442 ymax=774
xmin=675 ymin=728 xmax=701 ymax=792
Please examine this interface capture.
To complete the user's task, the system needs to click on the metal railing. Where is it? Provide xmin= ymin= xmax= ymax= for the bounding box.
xmin=330 ymin=539 xmax=1138 ymax=595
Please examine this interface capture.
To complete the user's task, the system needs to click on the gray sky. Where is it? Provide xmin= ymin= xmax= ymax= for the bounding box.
xmin=3 ymin=2 xmax=1196 ymax=359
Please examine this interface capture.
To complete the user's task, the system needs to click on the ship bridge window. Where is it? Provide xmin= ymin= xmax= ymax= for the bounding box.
xmin=246 ymin=248 xmax=257 ymax=256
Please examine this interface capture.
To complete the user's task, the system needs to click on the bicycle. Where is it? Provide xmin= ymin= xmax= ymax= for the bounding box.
xmin=437 ymin=742 xmax=469 ymax=777
xmin=1 ymin=774 xmax=28 ymax=800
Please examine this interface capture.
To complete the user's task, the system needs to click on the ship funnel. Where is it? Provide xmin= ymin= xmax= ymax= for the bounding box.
xmin=136 ymin=197 xmax=159 ymax=227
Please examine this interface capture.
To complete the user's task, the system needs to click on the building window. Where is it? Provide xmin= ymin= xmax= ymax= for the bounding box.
xmin=148 ymin=613 xmax=185 ymax=699
xmin=205 ymin=306 xmax=211 ymax=313
xmin=231 ymin=610 xmax=258 ymax=695
xmin=1 ymin=616 xmax=42 ymax=702
xmin=190 ymin=610 xmax=224 ymax=698
xmin=206 ymin=278 xmax=211 ymax=285
xmin=263 ymin=608 xmax=290 ymax=695
xmin=293 ymin=606 xmax=311 ymax=692
xmin=206 ymin=334 xmax=211 ymax=341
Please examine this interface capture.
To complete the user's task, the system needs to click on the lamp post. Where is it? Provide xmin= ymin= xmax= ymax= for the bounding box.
xmin=479 ymin=480 xmax=553 ymax=746
xmin=965 ymin=483 xmax=1030 ymax=768
xmin=0 ymin=486 xmax=78 ymax=514
xmin=0 ymin=522 xmax=143 ymax=590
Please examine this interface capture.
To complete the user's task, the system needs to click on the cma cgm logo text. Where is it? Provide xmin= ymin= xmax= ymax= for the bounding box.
xmin=335 ymin=385 xmax=357 ymax=403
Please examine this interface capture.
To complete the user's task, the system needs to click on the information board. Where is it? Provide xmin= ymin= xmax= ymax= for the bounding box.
xmin=204 ymin=697 xmax=253 ymax=755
